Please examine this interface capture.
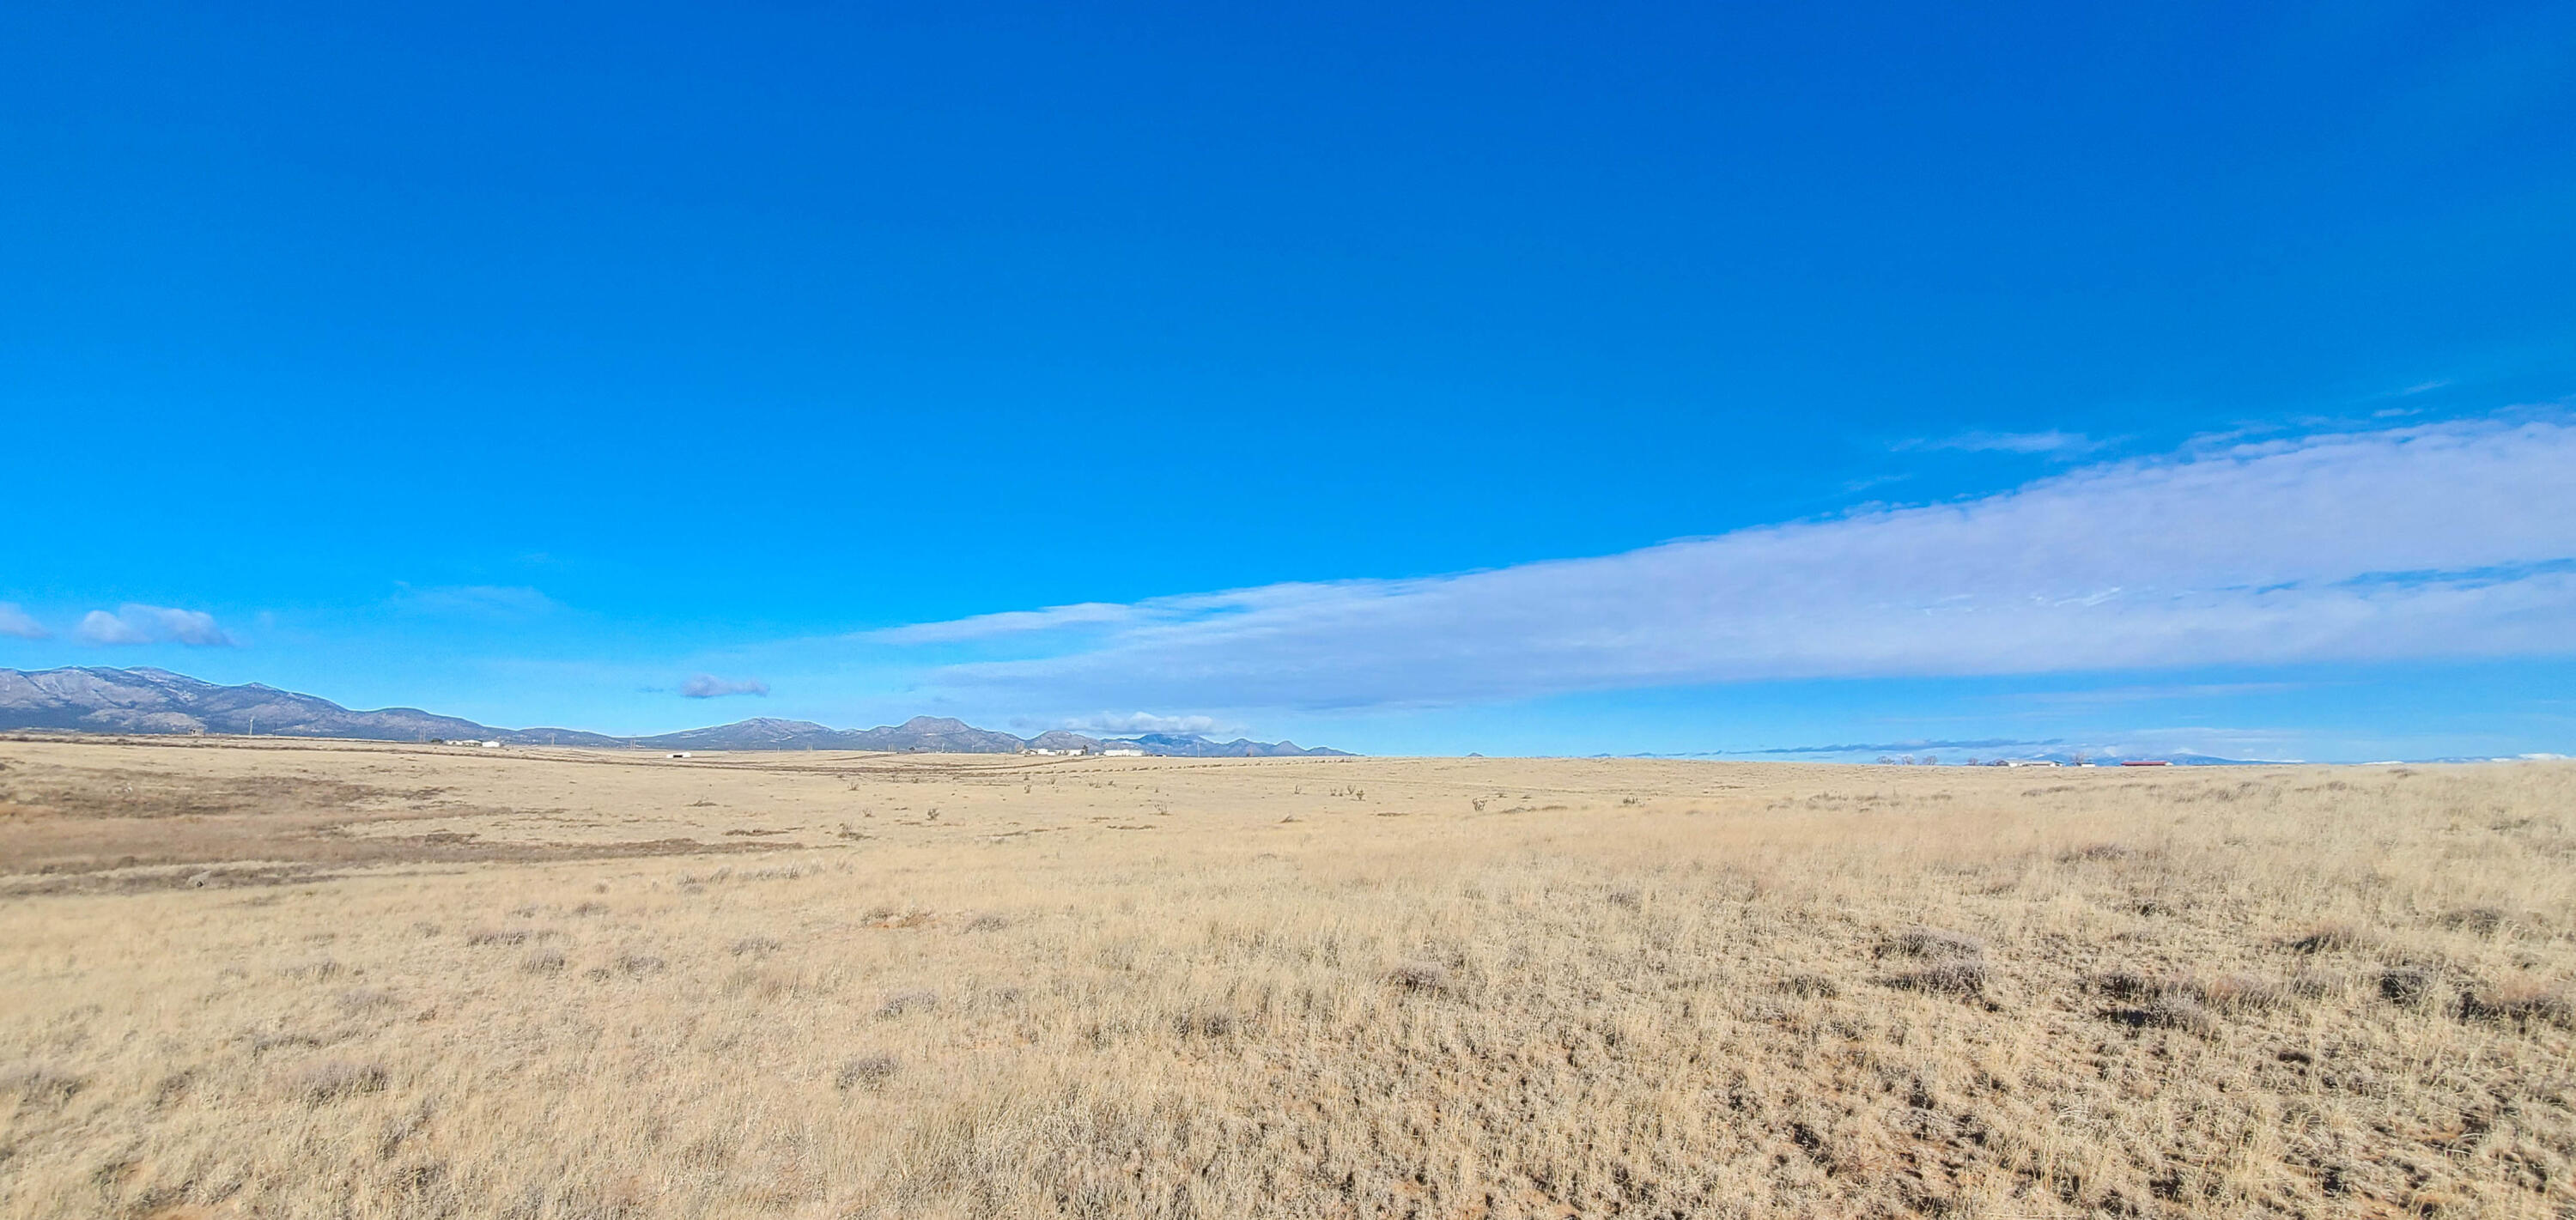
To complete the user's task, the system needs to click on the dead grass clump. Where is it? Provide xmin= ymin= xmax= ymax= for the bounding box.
xmin=1885 ymin=926 xmax=1987 ymax=960
xmin=1385 ymin=959 xmax=1452 ymax=993
xmin=2086 ymin=968 xmax=2166 ymax=1001
xmin=2057 ymin=841 xmax=2133 ymax=863
xmin=1173 ymin=1007 xmax=1240 ymax=1039
xmin=835 ymin=1053 xmax=901 ymax=1091
xmin=2458 ymin=979 xmax=2573 ymax=1029
xmin=876 ymin=989 xmax=938 ymax=1017
xmin=613 ymin=952 xmax=666 ymax=976
xmin=1882 ymin=926 xmax=1989 ymax=996
xmin=2286 ymin=921 xmax=2369 ymax=954
xmin=521 ymin=949 xmax=568 ymax=974
xmin=1890 ymin=959 xmax=1989 ymax=996
xmin=2375 ymin=966 xmax=2436 ymax=1007
xmin=2191 ymin=973 xmax=2290 ymax=1012
xmin=277 ymin=956 xmax=342 ymax=980
xmin=2438 ymin=904 xmax=2512 ymax=935
xmin=0 ymin=1063 xmax=85 ymax=1111
xmin=464 ymin=926 xmax=536 ymax=946
xmin=730 ymin=935 xmax=782 ymax=956
xmin=2122 ymin=992 xmax=2216 ymax=1035
xmin=289 ymin=1059 xmax=387 ymax=1103
xmin=2286 ymin=968 xmax=2346 ymax=998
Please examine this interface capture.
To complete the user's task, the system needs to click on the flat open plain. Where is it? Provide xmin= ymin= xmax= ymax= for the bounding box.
xmin=1 ymin=737 xmax=2570 ymax=1218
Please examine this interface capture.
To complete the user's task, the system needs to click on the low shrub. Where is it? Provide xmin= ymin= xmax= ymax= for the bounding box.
xmin=1386 ymin=960 xmax=1453 ymax=993
xmin=835 ymin=1053 xmax=900 ymax=1091
xmin=290 ymin=1059 xmax=388 ymax=1103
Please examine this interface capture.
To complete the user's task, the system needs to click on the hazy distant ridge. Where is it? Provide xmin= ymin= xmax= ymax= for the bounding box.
xmin=0 ymin=667 xmax=1352 ymax=756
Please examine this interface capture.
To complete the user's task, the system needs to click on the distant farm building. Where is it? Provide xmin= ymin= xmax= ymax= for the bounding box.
xmin=1101 ymin=748 xmax=1146 ymax=757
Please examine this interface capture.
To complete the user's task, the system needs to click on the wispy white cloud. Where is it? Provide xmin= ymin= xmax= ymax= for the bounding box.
xmin=1896 ymin=429 xmax=2105 ymax=455
xmin=679 ymin=674 xmax=771 ymax=698
xmin=0 ymin=603 xmax=46 ymax=640
xmin=2008 ymin=682 xmax=2311 ymax=705
xmin=870 ymin=418 xmax=2576 ymax=712
xmin=856 ymin=602 xmax=1142 ymax=644
xmin=75 ymin=604 xmax=237 ymax=647
xmin=1059 ymin=711 xmax=1231 ymax=736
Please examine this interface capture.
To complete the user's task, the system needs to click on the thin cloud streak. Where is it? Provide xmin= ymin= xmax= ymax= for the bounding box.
xmin=680 ymin=674 xmax=771 ymax=698
xmin=1896 ymin=429 xmax=2104 ymax=455
xmin=1059 ymin=712 xmax=1231 ymax=735
xmin=875 ymin=419 xmax=2576 ymax=711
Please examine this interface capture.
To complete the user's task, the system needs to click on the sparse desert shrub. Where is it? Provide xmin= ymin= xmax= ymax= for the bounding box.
xmin=1885 ymin=926 xmax=1987 ymax=960
xmin=2287 ymin=921 xmax=2368 ymax=954
xmin=1890 ymin=959 xmax=1989 ymax=996
xmin=0 ymin=1063 xmax=85 ymax=1110
xmin=2087 ymin=968 xmax=2166 ymax=1001
xmin=1386 ymin=960 xmax=1452 ymax=992
xmin=2057 ymin=842 xmax=2133 ymax=864
xmin=1780 ymin=973 xmax=1840 ymax=998
xmin=2192 ymin=973 xmax=2289 ymax=1012
xmin=522 ymin=949 xmax=568 ymax=974
xmin=278 ymin=956 xmax=342 ymax=980
xmin=290 ymin=1059 xmax=388 ymax=1103
xmin=2120 ymin=992 xmax=2215 ymax=1034
xmin=731 ymin=935 xmax=783 ymax=956
xmin=2286 ymin=968 xmax=2346 ymax=998
xmin=1881 ymin=927 xmax=1989 ymax=995
xmin=2376 ymin=966 xmax=2435 ymax=1006
xmin=876 ymin=988 xmax=938 ymax=1017
xmin=2439 ymin=905 xmax=2512 ymax=936
xmin=2458 ymin=980 xmax=2573 ymax=1029
xmin=835 ymin=1053 xmax=900 ymax=1091
xmin=150 ymin=1069 xmax=195 ymax=1108
xmin=614 ymin=952 xmax=665 ymax=976
xmin=1172 ymin=1007 xmax=1239 ymax=1038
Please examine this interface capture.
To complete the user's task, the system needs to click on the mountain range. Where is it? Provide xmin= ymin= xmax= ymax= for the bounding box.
xmin=0 ymin=667 xmax=1352 ymax=757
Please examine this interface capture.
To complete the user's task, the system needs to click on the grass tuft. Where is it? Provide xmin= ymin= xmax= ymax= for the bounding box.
xmin=876 ymin=988 xmax=938 ymax=1017
xmin=0 ymin=1063 xmax=85 ymax=1111
xmin=1386 ymin=959 xmax=1453 ymax=993
xmin=289 ymin=1059 xmax=387 ymax=1103
xmin=2286 ymin=921 xmax=2368 ymax=954
xmin=835 ymin=1053 xmax=901 ymax=1091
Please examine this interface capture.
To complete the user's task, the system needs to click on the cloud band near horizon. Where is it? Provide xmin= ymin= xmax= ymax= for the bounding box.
xmin=860 ymin=418 xmax=2576 ymax=712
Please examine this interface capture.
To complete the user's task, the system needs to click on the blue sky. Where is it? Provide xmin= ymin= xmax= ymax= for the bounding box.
xmin=4 ymin=1 xmax=2573 ymax=760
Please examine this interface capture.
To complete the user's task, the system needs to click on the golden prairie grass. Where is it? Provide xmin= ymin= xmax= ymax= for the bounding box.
xmin=0 ymin=739 xmax=2571 ymax=1217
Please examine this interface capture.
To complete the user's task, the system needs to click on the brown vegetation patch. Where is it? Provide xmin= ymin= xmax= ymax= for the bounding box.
xmin=1 ymin=741 xmax=2572 ymax=1217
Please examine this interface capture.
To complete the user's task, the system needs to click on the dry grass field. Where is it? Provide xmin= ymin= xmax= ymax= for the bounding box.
xmin=1 ymin=737 xmax=2571 ymax=1219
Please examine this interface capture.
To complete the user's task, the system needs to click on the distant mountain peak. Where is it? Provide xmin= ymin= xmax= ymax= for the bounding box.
xmin=0 ymin=666 xmax=1352 ymax=757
